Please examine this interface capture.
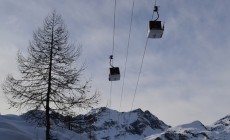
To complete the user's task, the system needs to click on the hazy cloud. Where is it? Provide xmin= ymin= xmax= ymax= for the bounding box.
xmin=1 ymin=0 xmax=230 ymax=126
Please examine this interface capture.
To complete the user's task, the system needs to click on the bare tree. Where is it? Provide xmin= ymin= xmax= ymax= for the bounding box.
xmin=2 ymin=11 xmax=99 ymax=140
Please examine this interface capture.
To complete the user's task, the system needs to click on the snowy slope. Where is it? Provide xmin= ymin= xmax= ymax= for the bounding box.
xmin=0 ymin=107 xmax=170 ymax=140
xmin=71 ymin=107 xmax=170 ymax=140
xmin=0 ymin=114 xmax=87 ymax=140
xmin=2 ymin=108 xmax=230 ymax=140
xmin=144 ymin=120 xmax=209 ymax=140
xmin=144 ymin=114 xmax=230 ymax=140
xmin=206 ymin=114 xmax=230 ymax=139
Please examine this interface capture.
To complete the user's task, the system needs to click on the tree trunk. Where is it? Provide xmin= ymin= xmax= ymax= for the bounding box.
xmin=46 ymin=21 xmax=54 ymax=140
xmin=46 ymin=48 xmax=53 ymax=139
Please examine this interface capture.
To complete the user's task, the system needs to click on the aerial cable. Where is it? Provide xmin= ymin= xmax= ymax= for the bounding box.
xmin=123 ymin=11 xmax=151 ymax=140
xmin=111 ymin=0 xmax=117 ymax=64
xmin=130 ymin=0 xmax=162 ymax=115
xmin=130 ymin=0 xmax=163 ymax=113
xmin=108 ymin=0 xmax=117 ymax=108
xmin=130 ymin=37 xmax=149 ymax=112
xmin=109 ymin=82 xmax=113 ymax=108
xmin=125 ymin=1 xmax=161 ymax=136
xmin=118 ymin=0 xmax=135 ymax=113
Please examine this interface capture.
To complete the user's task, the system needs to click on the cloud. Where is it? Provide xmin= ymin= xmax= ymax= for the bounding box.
xmin=1 ymin=0 xmax=230 ymax=127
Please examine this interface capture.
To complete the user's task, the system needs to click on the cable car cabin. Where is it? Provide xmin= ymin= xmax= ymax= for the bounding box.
xmin=109 ymin=67 xmax=120 ymax=81
xmin=148 ymin=21 xmax=164 ymax=39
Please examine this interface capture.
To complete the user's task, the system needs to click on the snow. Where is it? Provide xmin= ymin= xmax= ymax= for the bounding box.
xmin=174 ymin=120 xmax=207 ymax=131
xmin=143 ymin=121 xmax=209 ymax=140
xmin=89 ymin=107 xmax=138 ymax=126
xmin=0 ymin=114 xmax=87 ymax=140
xmin=144 ymin=118 xmax=230 ymax=140
xmin=0 ymin=108 xmax=150 ymax=140
xmin=2 ymin=108 xmax=230 ymax=140
xmin=0 ymin=107 xmax=168 ymax=140
xmin=84 ymin=107 xmax=169 ymax=140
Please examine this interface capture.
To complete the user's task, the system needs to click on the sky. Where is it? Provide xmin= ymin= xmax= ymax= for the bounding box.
xmin=0 ymin=0 xmax=230 ymax=126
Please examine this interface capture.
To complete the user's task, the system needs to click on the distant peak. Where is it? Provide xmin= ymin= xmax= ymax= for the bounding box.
xmin=131 ymin=108 xmax=144 ymax=113
xmin=178 ymin=120 xmax=207 ymax=131
xmin=87 ymin=107 xmax=119 ymax=117
xmin=213 ymin=114 xmax=230 ymax=126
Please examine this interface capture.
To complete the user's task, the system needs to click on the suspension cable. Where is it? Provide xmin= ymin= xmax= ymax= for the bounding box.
xmin=130 ymin=0 xmax=157 ymax=114
xmin=108 ymin=0 xmax=117 ymax=109
xmin=107 ymin=1 xmax=117 ymax=138
xmin=123 ymin=29 xmax=149 ymax=140
xmin=130 ymin=37 xmax=149 ymax=111
xmin=111 ymin=0 xmax=117 ymax=61
xmin=109 ymin=82 xmax=113 ymax=108
xmin=123 ymin=3 xmax=155 ymax=139
xmin=118 ymin=0 xmax=135 ymax=113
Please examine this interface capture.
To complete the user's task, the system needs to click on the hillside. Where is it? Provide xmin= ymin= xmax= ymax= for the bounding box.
xmin=1 ymin=107 xmax=230 ymax=140
xmin=144 ymin=115 xmax=230 ymax=140
xmin=0 ymin=114 xmax=87 ymax=140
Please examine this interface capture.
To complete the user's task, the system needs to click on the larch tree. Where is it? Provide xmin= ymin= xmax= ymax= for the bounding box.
xmin=2 ymin=11 xmax=99 ymax=140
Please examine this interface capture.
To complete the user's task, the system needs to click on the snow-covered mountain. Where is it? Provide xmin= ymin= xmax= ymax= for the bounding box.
xmin=0 ymin=107 xmax=169 ymax=140
xmin=2 ymin=107 xmax=230 ymax=140
xmin=144 ymin=114 xmax=230 ymax=140
xmin=71 ymin=107 xmax=170 ymax=140
xmin=0 ymin=113 xmax=87 ymax=140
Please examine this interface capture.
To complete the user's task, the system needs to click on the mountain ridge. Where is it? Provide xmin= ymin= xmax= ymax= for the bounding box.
xmin=20 ymin=107 xmax=170 ymax=139
xmin=1 ymin=107 xmax=230 ymax=139
xmin=145 ymin=114 xmax=230 ymax=140
xmin=71 ymin=107 xmax=170 ymax=139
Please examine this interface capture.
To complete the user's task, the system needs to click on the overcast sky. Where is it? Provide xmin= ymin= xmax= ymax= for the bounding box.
xmin=1 ymin=0 xmax=230 ymax=126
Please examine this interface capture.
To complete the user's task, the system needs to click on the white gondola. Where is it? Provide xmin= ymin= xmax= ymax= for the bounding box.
xmin=147 ymin=4 xmax=164 ymax=39
xmin=147 ymin=20 xmax=164 ymax=38
xmin=109 ymin=67 xmax=120 ymax=81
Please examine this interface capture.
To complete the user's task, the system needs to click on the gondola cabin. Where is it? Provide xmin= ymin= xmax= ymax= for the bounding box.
xmin=148 ymin=20 xmax=164 ymax=38
xmin=109 ymin=67 xmax=120 ymax=81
